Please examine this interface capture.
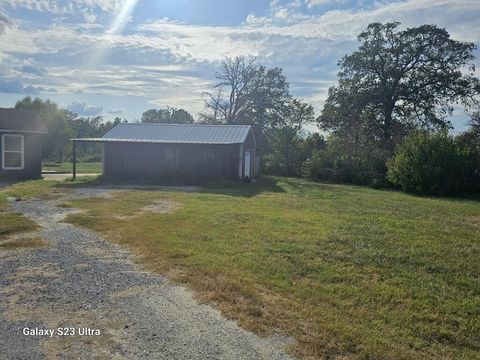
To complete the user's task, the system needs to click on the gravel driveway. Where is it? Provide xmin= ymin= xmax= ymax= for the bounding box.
xmin=0 ymin=191 xmax=292 ymax=359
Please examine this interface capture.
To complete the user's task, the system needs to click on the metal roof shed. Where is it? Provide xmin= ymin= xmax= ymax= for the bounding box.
xmin=72 ymin=123 xmax=257 ymax=183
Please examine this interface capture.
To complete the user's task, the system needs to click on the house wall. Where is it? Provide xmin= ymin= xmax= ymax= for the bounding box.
xmin=103 ymin=142 xmax=242 ymax=184
xmin=0 ymin=132 xmax=43 ymax=181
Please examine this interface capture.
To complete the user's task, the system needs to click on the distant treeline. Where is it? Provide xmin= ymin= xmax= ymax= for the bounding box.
xmin=15 ymin=96 xmax=123 ymax=163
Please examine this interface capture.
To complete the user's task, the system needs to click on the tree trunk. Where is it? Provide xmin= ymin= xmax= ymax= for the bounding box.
xmin=383 ymin=101 xmax=394 ymax=151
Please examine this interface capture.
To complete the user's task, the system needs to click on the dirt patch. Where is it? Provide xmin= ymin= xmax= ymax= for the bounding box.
xmin=141 ymin=199 xmax=181 ymax=214
xmin=113 ymin=199 xmax=181 ymax=220
xmin=471 ymin=216 xmax=480 ymax=228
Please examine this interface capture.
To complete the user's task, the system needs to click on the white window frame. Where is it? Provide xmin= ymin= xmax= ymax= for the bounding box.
xmin=204 ymin=150 xmax=215 ymax=164
xmin=2 ymin=134 xmax=24 ymax=170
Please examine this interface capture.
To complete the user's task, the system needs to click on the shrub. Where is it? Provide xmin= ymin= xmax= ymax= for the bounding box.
xmin=302 ymin=144 xmax=389 ymax=186
xmin=387 ymin=130 xmax=476 ymax=195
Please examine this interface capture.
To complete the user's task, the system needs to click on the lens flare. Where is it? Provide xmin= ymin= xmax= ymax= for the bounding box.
xmin=107 ymin=0 xmax=139 ymax=36
xmin=87 ymin=0 xmax=139 ymax=68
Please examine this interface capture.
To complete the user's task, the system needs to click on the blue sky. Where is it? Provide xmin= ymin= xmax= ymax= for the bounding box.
xmin=0 ymin=0 xmax=479 ymax=132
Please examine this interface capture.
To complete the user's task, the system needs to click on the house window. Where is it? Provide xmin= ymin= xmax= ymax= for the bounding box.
xmin=2 ymin=134 xmax=24 ymax=170
xmin=204 ymin=151 xmax=215 ymax=164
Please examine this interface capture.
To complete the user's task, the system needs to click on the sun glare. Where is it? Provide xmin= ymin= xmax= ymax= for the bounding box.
xmin=107 ymin=0 xmax=140 ymax=35
xmin=87 ymin=0 xmax=140 ymax=68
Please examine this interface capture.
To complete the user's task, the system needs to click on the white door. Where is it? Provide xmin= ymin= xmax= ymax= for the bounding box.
xmin=244 ymin=150 xmax=251 ymax=178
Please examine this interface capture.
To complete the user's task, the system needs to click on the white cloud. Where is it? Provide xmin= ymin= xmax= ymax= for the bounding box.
xmin=107 ymin=108 xmax=124 ymax=114
xmin=66 ymin=101 xmax=103 ymax=115
xmin=245 ymin=13 xmax=272 ymax=26
xmin=289 ymin=0 xmax=302 ymax=8
xmin=0 ymin=0 xmax=478 ymax=119
xmin=0 ymin=10 xmax=12 ymax=34
xmin=305 ymin=0 xmax=344 ymax=8
xmin=0 ymin=0 xmax=121 ymax=14
xmin=275 ymin=8 xmax=290 ymax=20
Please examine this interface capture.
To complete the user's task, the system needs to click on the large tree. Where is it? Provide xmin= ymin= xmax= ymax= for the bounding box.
xmin=202 ymin=56 xmax=291 ymax=139
xmin=141 ymin=107 xmax=194 ymax=124
xmin=319 ymin=22 xmax=480 ymax=150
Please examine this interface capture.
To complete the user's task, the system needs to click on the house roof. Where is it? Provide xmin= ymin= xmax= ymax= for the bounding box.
xmin=74 ymin=123 xmax=253 ymax=145
xmin=0 ymin=108 xmax=47 ymax=134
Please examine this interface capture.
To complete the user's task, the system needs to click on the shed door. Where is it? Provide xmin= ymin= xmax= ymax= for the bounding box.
xmin=244 ymin=150 xmax=251 ymax=178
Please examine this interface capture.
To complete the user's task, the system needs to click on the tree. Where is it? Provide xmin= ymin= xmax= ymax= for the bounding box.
xmin=468 ymin=110 xmax=480 ymax=137
xmin=204 ymin=57 xmax=258 ymax=125
xmin=65 ymin=113 xmax=123 ymax=161
xmin=319 ymin=22 xmax=480 ymax=150
xmin=203 ymin=56 xmax=291 ymax=144
xmin=264 ymin=99 xmax=314 ymax=176
xmin=456 ymin=110 xmax=480 ymax=187
xmin=15 ymin=96 xmax=124 ymax=163
xmin=141 ymin=107 xmax=194 ymax=124
xmin=15 ymin=96 xmax=72 ymax=162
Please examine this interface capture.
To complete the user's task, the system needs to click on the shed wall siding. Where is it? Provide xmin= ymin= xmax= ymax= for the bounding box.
xmin=103 ymin=142 xmax=241 ymax=184
xmin=0 ymin=132 xmax=43 ymax=180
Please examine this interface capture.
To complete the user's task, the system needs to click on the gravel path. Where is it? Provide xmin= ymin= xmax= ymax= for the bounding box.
xmin=41 ymin=173 xmax=101 ymax=181
xmin=0 ymin=192 xmax=292 ymax=359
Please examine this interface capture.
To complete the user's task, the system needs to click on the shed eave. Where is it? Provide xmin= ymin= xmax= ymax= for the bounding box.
xmin=71 ymin=138 xmax=244 ymax=145
xmin=0 ymin=129 xmax=48 ymax=134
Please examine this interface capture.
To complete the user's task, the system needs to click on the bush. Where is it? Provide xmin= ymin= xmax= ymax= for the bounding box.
xmin=302 ymin=145 xmax=389 ymax=186
xmin=387 ymin=130 xmax=477 ymax=195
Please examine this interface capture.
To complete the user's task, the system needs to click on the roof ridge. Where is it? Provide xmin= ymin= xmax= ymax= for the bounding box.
xmin=119 ymin=123 xmax=251 ymax=128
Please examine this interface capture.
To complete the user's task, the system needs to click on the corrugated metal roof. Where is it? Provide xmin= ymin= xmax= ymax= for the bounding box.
xmin=0 ymin=108 xmax=47 ymax=134
xmin=77 ymin=123 xmax=252 ymax=145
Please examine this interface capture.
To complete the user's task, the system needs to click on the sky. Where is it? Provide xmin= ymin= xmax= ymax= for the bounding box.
xmin=0 ymin=0 xmax=479 ymax=132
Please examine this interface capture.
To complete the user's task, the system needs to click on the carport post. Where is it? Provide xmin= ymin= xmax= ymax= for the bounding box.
xmin=72 ymin=140 xmax=76 ymax=180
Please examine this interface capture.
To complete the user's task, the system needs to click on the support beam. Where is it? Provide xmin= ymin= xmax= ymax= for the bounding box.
xmin=72 ymin=140 xmax=76 ymax=180
xmin=238 ymin=144 xmax=244 ymax=179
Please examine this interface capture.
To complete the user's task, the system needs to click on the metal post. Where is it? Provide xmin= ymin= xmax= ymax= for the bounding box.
xmin=72 ymin=140 xmax=76 ymax=180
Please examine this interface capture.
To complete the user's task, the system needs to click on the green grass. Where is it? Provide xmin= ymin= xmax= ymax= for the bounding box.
xmin=7 ymin=176 xmax=480 ymax=359
xmin=42 ymin=162 xmax=102 ymax=173
xmin=0 ymin=176 xmax=98 ymax=240
xmin=0 ymin=188 xmax=39 ymax=240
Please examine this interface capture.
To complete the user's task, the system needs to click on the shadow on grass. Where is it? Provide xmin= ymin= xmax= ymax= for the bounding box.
xmin=279 ymin=176 xmax=480 ymax=204
xmin=52 ymin=175 xmax=286 ymax=198
xmin=202 ymin=176 xmax=286 ymax=198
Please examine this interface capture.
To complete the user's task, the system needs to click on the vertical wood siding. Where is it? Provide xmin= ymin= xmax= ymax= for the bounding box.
xmin=103 ymin=142 xmax=241 ymax=184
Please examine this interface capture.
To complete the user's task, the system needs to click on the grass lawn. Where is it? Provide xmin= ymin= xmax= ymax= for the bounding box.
xmin=5 ymin=177 xmax=480 ymax=359
xmin=42 ymin=162 xmax=102 ymax=174
xmin=0 ymin=177 xmax=95 ymax=242
xmin=0 ymin=188 xmax=39 ymax=241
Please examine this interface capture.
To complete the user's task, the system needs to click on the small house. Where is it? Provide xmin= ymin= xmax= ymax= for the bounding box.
xmin=73 ymin=123 xmax=257 ymax=183
xmin=0 ymin=108 xmax=47 ymax=181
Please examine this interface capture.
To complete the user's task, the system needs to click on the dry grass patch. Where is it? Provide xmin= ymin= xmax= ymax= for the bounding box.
xmin=0 ymin=236 xmax=48 ymax=250
xmin=141 ymin=199 xmax=181 ymax=214
xmin=471 ymin=216 xmax=480 ymax=228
